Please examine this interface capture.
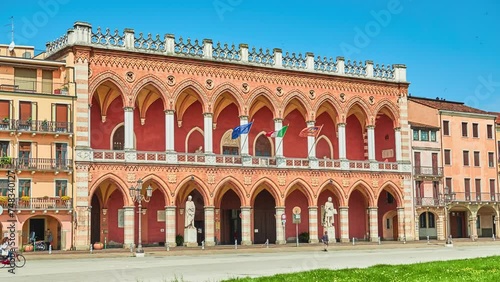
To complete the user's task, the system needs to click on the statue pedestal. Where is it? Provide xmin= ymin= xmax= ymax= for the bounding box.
xmin=325 ymin=226 xmax=336 ymax=243
xmin=184 ymin=227 xmax=198 ymax=247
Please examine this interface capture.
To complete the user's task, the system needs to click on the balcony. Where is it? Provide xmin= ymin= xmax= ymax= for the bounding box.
xmin=0 ymin=119 xmax=73 ymax=135
xmin=413 ymin=166 xmax=443 ymax=178
xmin=0 ymin=197 xmax=72 ymax=210
xmin=0 ymin=77 xmax=71 ymax=96
xmin=416 ymin=192 xmax=500 ymax=206
xmin=89 ymin=150 xmax=407 ymax=173
xmin=0 ymin=158 xmax=73 ymax=173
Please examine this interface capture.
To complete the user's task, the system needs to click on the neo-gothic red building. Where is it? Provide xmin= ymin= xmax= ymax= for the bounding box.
xmin=45 ymin=22 xmax=412 ymax=249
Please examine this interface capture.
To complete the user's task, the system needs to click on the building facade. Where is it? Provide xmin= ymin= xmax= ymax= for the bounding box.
xmin=409 ymin=97 xmax=499 ymax=241
xmin=0 ymin=44 xmax=74 ymax=250
xmin=43 ymin=22 xmax=413 ymax=250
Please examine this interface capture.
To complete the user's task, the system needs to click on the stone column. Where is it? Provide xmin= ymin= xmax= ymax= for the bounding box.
xmin=274 ymin=118 xmax=283 ymax=156
xmin=395 ymin=127 xmax=402 ymax=162
xmin=307 ymin=121 xmax=316 ymax=159
xmin=367 ymin=126 xmax=375 ymax=161
xmin=165 ymin=206 xmax=176 ymax=248
xmin=275 ymin=206 xmax=286 ymax=244
xmin=495 ymin=215 xmax=500 ymax=239
xmin=470 ymin=212 xmax=478 ymax=239
xmin=241 ymin=206 xmax=252 ymax=245
xmin=397 ymin=207 xmax=405 ymax=241
xmin=124 ymin=107 xmax=134 ymax=150
xmin=308 ymin=206 xmax=319 ymax=243
xmin=123 ymin=206 xmax=135 ymax=248
xmin=165 ymin=110 xmax=175 ymax=152
xmin=338 ymin=123 xmax=347 ymax=159
xmin=339 ymin=207 xmax=349 ymax=242
xmin=204 ymin=206 xmax=215 ymax=246
xmin=203 ymin=113 xmax=213 ymax=153
xmin=240 ymin=116 xmax=249 ymax=155
xmin=368 ymin=207 xmax=379 ymax=242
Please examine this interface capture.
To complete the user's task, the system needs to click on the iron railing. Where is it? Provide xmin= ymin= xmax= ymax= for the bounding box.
xmin=0 ymin=158 xmax=73 ymax=171
xmin=0 ymin=119 xmax=72 ymax=134
xmin=413 ymin=166 xmax=443 ymax=177
xmin=0 ymin=197 xmax=72 ymax=210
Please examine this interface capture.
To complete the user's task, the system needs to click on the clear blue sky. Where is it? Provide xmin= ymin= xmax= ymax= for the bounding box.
xmin=2 ymin=0 xmax=499 ymax=111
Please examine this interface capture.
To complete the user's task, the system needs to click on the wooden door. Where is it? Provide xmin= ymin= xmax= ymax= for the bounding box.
xmin=432 ymin=153 xmax=438 ymax=175
xmin=414 ymin=152 xmax=421 ymax=174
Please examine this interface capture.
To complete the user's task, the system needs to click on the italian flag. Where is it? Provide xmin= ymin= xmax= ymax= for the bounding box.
xmin=266 ymin=125 xmax=288 ymax=138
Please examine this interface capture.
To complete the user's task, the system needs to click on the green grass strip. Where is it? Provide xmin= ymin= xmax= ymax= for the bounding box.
xmin=223 ymin=256 xmax=500 ymax=282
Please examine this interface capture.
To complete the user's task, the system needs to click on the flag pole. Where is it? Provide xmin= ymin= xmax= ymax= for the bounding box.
xmin=306 ymin=125 xmax=324 ymax=158
xmin=240 ymin=119 xmax=254 ymax=155
xmin=274 ymin=124 xmax=289 ymax=157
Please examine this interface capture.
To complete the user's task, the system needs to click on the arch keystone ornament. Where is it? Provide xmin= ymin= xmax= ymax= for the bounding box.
xmin=242 ymin=83 xmax=249 ymax=93
xmin=126 ymin=71 xmax=135 ymax=83
xmin=167 ymin=75 xmax=176 ymax=86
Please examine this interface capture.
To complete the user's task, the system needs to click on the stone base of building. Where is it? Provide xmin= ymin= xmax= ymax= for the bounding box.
xmin=309 ymin=239 xmax=319 ymax=244
xmin=241 ymin=240 xmax=252 ymax=246
xmin=75 ymin=245 xmax=90 ymax=251
xmin=276 ymin=240 xmax=286 ymax=245
xmin=370 ymin=237 xmax=379 ymax=243
xmin=340 ymin=238 xmax=350 ymax=243
xmin=184 ymin=227 xmax=197 ymax=247
xmin=205 ymin=241 xmax=215 ymax=247
xmin=185 ymin=242 xmax=198 ymax=247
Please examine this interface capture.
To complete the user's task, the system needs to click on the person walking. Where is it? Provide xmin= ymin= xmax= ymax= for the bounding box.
xmin=46 ymin=229 xmax=53 ymax=250
xmin=322 ymin=231 xmax=329 ymax=252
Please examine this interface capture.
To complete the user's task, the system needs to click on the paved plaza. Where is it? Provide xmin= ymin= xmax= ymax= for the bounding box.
xmin=2 ymin=242 xmax=500 ymax=281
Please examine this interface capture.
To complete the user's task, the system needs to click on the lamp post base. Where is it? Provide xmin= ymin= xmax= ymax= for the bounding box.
xmin=134 ymin=252 xmax=145 ymax=257
xmin=444 ymin=243 xmax=453 ymax=247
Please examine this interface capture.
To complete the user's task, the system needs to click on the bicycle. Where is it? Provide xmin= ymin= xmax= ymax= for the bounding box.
xmin=1 ymin=248 xmax=26 ymax=268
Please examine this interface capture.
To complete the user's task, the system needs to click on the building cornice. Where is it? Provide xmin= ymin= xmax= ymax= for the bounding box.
xmin=0 ymin=91 xmax=76 ymax=100
xmin=439 ymin=110 xmax=496 ymax=120
xmin=0 ymin=56 xmax=65 ymax=69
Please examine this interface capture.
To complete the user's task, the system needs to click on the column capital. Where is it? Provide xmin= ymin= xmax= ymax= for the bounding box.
xmin=394 ymin=127 xmax=401 ymax=131
xmin=164 ymin=110 xmax=175 ymax=115
xmin=339 ymin=206 xmax=349 ymax=210
xmin=368 ymin=206 xmax=378 ymax=210
xmin=273 ymin=118 xmax=283 ymax=123
xmin=367 ymin=125 xmax=375 ymax=129
xmin=275 ymin=206 xmax=285 ymax=210
xmin=239 ymin=115 xmax=249 ymax=121
xmin=308 ymin=206 xmax=318 ymax=210
xmin=306 ymin=120 xmax=315 ymax=126
xmin=123 ymin=107 xmax=134 ymax=112
xmin=240 ymin=206 xmax=252 ymax=210
xmin=165 ymin=206 xmax=176 ymax=210
xmin=203 ymin=112 xmax=213 ymax=118
xmin=337 ymin=123 xmax=346 ymax=127
xmin=204 ymin=206 xmax=215 ymax=210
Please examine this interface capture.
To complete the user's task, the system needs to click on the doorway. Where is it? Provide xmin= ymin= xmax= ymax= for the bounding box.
xmin=29 ymin=218 xmax=45 ymax=242
xmin=90 ymin=195 xmax=101 ymax=244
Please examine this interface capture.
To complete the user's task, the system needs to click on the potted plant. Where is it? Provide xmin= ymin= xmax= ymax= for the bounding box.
xmin=24 ymin=244 xmax=34 ymax=252
xmin=61 ymin=86 xmax=68 ymax=95
xmin=21 ymin=196 xmax=30 ymax=202
xmin=61 ymin=196 xmax=72 ymax=208
xmin=41 ymin=119 xmax=49 ymax=131
xmin=0 ymin=156 xmax=12 ymax=166
xmin=2 ymin=117 xmax=8 ymax=123
xmin=93 ymin=242 xmax=103 ymax=250
xmin=176 ymin=234 xmax=184 ymax=247
xmin=0 ymin=196 xmax=7 ymax=204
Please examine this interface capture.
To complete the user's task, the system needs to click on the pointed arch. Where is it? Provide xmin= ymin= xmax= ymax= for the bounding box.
xmin=172 ymin=79 xmax=207 ymax=120
xmin=210 ymin=82 xmax=245 ymax=120
xmin=283 ymin=179 xmax=314 ymax=206
xmin=246 ymin=86 xmax=277 ymax=119
xmin=313 ymin=93 xmax=342 ymax=123
xmin=281 ymin=90 xmax=311 ymax=120
xmin=378 ymin=181 xmax=403 ymax=207
xmin=185 ymin=126 xmax=204 ymax=152
xmin=130 ymin=75 xmax=169 ymax=110
xmin=140 ymin=173 xmax=172 ymax=205
xmin=250 ymin=177 xmax=281 ymax=206
xmin=316 ymin=135 xmax=334 ymax=159
xmin=373 ymin=99 xmax=400 ymax=127
xmin=174 ymin=175 xmax=211 ymax=206
xmin=110 ymin=122 xmax=136 ymax=150
xmin=213 ymin=176 xmax=247 ymax=207
xmin=343 ymin=96 xmax=372 ymax=126
xmin=346 ymin=179 xmax=375 ymax=206
xmin=89 ymin=173 xmax=131 ymax=206
xmin=316 ymin=179 xmax=346 ymax=206
xmin=89 ymin=70 xmax=129 ymax=107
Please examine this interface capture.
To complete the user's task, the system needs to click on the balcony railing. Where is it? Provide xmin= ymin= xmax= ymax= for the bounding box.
xmin=88 ymin=150 xmax=405 ymax=172
xmin=0 ymin=77 xmax=70 ymax=95
xmin=416 ymin=192 xmax=500 ymax=206
xmin=413 ymin=166 xmax=443 ymax=177
xmin=0 ymin=197 xmax=72 ymax=210
xmin=0 ymin=158 xmax=73 ymax=171
xmin=0 ymin=119 xmax=73 ymax=134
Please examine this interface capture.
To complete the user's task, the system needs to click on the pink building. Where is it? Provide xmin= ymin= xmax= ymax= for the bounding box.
xmin=409 ymin=97 xmax=499 ymax=240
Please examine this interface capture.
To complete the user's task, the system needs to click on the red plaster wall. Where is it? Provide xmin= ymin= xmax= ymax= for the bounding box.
xmin=376 ymin=190 xmax=398 ymax=238
xmin=375 ymin=114 xmax=396 ymax=162
xmin=346 ymin=115 xmax=365 ymax=160
xmin=146 ymin=190 xmax=165 ymax=243
xmin=174 ymin=101 xmax=203 ymax=152
xmin=284 ymin=190 xmax=309 ymax=240
xmin=248 ymin=108 xmax=274 ymax=155
xmin=91 ymin=97 xmax=124 ymax=149
xmin=135 ymin=99 xmax=165 ymax=151
xmin=107 ymin=189 xmax=124 ymax=243
xmin=213 ymin=104 xmax=239 ymax=154
xmin=283 ymin=110 xmax=307 ymax=158
xmin=317 ymin=190 xmax=340 ymax=240
xmin=316 ymin=112 xmax=338 ymax=159
xmin=348 ymin=190 xmax=368 ymax=239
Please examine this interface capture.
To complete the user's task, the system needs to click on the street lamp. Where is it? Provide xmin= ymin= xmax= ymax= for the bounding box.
xmin=440 ymin=186 xmax=455 ymax=246
xmin=129 ymin=179 xmax=153 ymax=255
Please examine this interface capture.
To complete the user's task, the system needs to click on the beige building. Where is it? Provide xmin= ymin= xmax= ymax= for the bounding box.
xmin=409 ymin=96 xmax=498 ymax=240
xmin=0 ymin=43 xmax=75 ymax=251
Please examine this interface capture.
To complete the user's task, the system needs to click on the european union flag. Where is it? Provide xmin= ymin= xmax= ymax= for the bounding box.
xmin=231 ymin=122 xmax=254 ymax=139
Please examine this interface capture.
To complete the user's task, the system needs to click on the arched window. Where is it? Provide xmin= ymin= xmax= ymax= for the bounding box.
xmin=419 ymin=212 xmax=435 ymax=228
xmin=255 ymin=134 xmax=272 ymax=157
xmin=113 ymin=125 xmax=124 ymax=150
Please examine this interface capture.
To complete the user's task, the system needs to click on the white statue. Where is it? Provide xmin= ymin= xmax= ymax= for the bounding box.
xmin=323 ymin=197 xmax=337 ymax=227
xmin=185 ymin=195 xmax=196 ymax=229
